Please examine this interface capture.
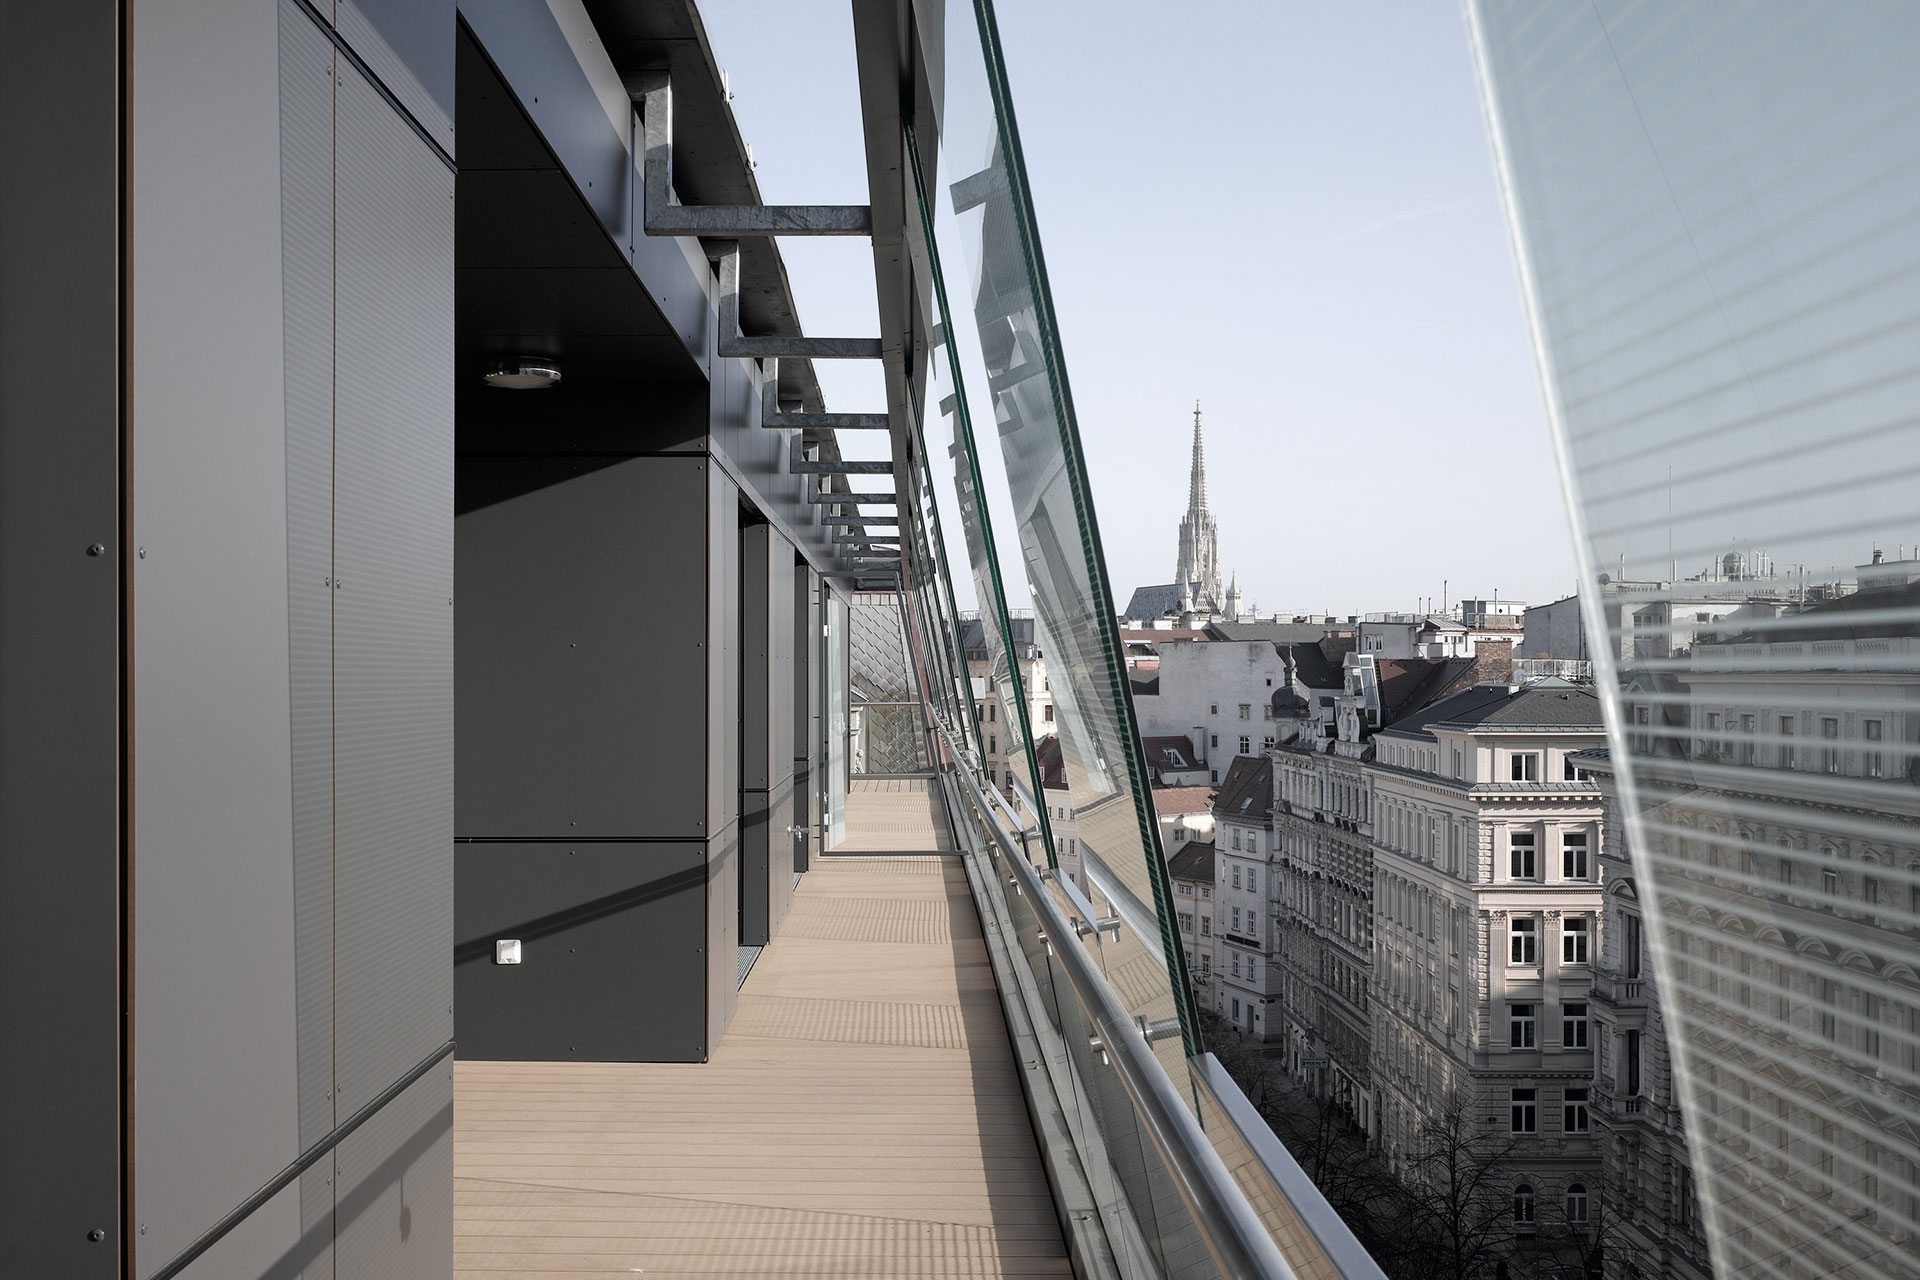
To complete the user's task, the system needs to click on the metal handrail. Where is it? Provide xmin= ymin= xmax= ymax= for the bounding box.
xmin=939 ymin=727 xmax=1299 ymax=1280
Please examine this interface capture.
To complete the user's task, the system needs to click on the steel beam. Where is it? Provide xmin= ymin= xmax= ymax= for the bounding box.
xmin=761 ymin=360 xmax=889 ymax=430
xmin=807 ymin=492 xmax=896 ymax=505
xmin=791 ymin=459 xmax=892 ymax=475
xmin=637 ymin=74 xmax=870 ymax=236
xmin=711 ymin=242 xmax=882 ymax=359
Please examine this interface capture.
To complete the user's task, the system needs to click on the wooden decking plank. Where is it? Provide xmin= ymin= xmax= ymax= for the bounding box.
xmin=455 ymin=783 xmax=1068 ymax=1278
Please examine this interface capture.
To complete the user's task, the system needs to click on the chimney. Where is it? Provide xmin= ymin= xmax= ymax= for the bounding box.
xmin=1189 ymin=726 xmax=1207 ymax=764
xmin=1474 ymin=639 xmax=1514 ymax=685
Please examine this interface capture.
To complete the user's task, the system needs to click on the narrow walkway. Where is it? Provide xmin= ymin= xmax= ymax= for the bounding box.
xmin=453 ymin=780 xmax=1069 ymax=1277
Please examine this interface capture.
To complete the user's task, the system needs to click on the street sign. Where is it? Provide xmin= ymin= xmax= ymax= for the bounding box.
xmin=1300 ymin=1057 xmax=1329 ymax=1069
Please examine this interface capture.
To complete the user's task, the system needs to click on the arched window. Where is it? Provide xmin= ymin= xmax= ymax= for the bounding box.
xmin=1513 ymin=1184 xmax=1535 ymax=1224
xmin=1566 ymin=1183 xmax=1589 ymax=1223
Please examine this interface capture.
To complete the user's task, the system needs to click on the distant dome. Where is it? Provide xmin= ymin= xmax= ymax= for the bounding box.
xmin=1597 ymin=572 xmax=1611 ymax=585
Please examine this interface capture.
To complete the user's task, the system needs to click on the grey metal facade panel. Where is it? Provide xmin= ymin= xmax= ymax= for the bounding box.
xmin=332 ymin=1057 xmax=453 ymax=1280
xmin=454 ymin=843 xmax=708 ymax=1060
xmin=331 ymin=63 xmax=456 ymax=1118
xmin=740 ymin=790 xmax=771 ymax=947
xmin=766 ymin=773 xmax=796 ymax=937
xmin=710 ymin=465 xmax=741 ymax=841
xmin=280 ymin=0 xmax=340 ymax=1156
xmin=0 ymin=3 xmax=122 ymax=1272
xmin=455 ymin=455 xmax=711 ymax=839
xmin=130 ymin=0 xmax=304 ymax=1271
xmin=741 ymin=522 xmax=774 ymax=792
xmin=770 ymin=533 xmax=796 ymax=791
xmin=335 ymin=0 xmax=456 ymax=158
xmin=705 ymin=821 xmax=739 ymax=1054
xmin=167 ymin=1181 xmax=303 ymax=1280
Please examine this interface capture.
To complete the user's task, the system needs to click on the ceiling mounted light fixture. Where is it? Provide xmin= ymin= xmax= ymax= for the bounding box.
xmin=483 ymin=357 xmax=562 ymax=390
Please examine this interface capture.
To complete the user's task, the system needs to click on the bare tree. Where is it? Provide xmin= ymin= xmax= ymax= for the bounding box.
xmin=1395 ymin=1097 xmax=1522 ymax=1280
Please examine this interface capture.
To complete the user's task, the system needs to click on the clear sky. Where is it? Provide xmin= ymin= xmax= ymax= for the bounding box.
xmin=698 ymin=2 xmax=1579 ymax=617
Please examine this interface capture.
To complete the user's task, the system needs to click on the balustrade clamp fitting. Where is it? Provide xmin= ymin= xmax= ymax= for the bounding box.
xmin=1073 ymin=915 xmax=1123 ymax=943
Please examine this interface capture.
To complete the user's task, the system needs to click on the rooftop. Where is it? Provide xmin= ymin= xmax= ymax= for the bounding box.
xmin=1152 ymin=785 xmax=1216 ymax=815
xmin=1213 ymin=756 xmax=1274 ymax=825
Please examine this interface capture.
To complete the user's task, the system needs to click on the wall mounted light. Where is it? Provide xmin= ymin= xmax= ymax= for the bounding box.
xmin=483 ymin=357 xmax=562 ymax=390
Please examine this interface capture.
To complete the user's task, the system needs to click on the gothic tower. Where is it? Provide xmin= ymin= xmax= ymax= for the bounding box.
xmin=1175 ymin=401 xmax=1222 ymax=611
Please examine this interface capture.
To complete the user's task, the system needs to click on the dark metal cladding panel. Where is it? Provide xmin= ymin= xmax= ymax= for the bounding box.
xmin=280 ymin=2 xmax=340 ymax=1166
xmin=455 ymin=455 xmax=711 ymax=840
xmin=0 ymin=2 xmax=122 ymax=1272
xmin=129 ymin=0 xmax=303 ymax=1270
xmin=455 ymin=844 xmax=708 ymax=1061
xmin=332 ymin=1055 xmax=453 ymax=1280
xmin=331 ymin=62 xmax=456 ymax=1118
xmin=334 ymin=0 xmax=455 ymax=159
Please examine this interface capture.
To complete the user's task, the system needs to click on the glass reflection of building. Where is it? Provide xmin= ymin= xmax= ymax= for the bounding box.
xmin=1468 ymin=4 xmax=1920 ymax=1276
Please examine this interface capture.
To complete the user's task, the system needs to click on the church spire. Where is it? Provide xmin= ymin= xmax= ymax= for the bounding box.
xmin=1188 ymin=400 xmax=1208 ymax=514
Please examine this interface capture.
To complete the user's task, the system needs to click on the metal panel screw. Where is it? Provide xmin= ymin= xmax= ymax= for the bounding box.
xmin=140 ymin=1223 xmax=147 ymax=1235
xmin=138 ymin=547 xmax=146 ymax=559
xmin=85 ymin=544 xmax=105 ymax=557
xmin=87 ymin=1229 xmax=105 ymax=1242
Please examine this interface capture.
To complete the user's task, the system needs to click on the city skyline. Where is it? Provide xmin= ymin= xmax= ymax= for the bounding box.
xmin=700 ymin=0 xmax=1578 ymax=613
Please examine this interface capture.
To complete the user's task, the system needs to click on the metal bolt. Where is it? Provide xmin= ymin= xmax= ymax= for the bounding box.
xmin=87 ymin=1229 xmax=106 ymax=1242
xmin=138 ymin=547 xmax=146 ymax=559
xmin=140 ymin=1223 xmax=147 ymax=1235
xmin=85 ymin=544 xmax=105 ymax=557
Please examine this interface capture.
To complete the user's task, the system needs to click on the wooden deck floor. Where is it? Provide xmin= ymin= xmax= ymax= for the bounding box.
xmin=454 ymin=780 xmax=1069 ymax=1277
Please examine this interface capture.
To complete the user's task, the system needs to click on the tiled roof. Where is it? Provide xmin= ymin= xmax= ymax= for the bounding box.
xmin=1151 ymin=785 xmax=1215 ymax=815
xmin=1124 ymin=584 xmax=1185 ymax=619
xmin=1167 ymin=840 xmax=1216 ymax=882
xmin=1212 ymin=755 xmax=1273 ymax=824
xmin=1384 ymin=680 xmax=1605 ymax=738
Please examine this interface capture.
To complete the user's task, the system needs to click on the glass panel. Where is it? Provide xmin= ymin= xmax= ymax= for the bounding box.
xmin=1468 ymin=6 xmax=1920 ymax=1277
xmin=824 ymin=586 xmax=848 ymax=846
xmin=918 ymin=0 xmax=1203 ymax=1066
xmin=848 ymin=590 xmax=926 ymax=776
xmin=904 ymin=118 xmax=1058 ymax=866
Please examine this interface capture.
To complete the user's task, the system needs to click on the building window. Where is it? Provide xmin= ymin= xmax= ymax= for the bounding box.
xmin=1231 ymin=907 xmax=1241 ymax=932
xmin=1232 ymin=865 xmax=1241 ymax=888
xmin=1179 ymin=911 xmax=1193 ymax=933
xmin=1239 ymin=735 xmax=1251 ymax=755
xmin=1779 ymin=715 xmax=1796 ymax=769
xmin=1565 ymin=1182 xmax=1589 ymax=1221
xmin=1625 ymin=1029 xmax=1642 ymax=1095
xmin=989 ymin=702 xmax=996 ymax=721
xmin=1510 ymin=831 xmax=1537 ymax=880
xmin=1200 ymin=918 xmax=1210 ymax=936
xmin=1562 ymin=831 xmax=1589 ymax=879
xmin=1564 ymin=1089 xmax=1590 ymax=1136
xmin=1511 ymin=752 xmax=1539 ymax=782
xmin=1210 ymin=734 xmax=1218 ymax=749
xmin=1511 ymin=918 xmax=1538 ymax=965
xmin=1511 ymin=1093 xmax=1537 ymax=1134
xmin=1262 ymin=735 xmax=1275 ymax=749
xmin=1564 ymin=755 xmax=1587 ymax=781
xmin=1239 ymin=703 xmax=1251 ymax=720
xmin=1866 ymin=719 xmax=1885 ymax=777
xmin=1248 ymin=867 xmax=1259 ymax=893
xmin=1624 ymin=914 xmax=1642 ymax=978
xmin=1822 ymin=716 xmax=1840 ymax=774
xmin=1210 ymin=704 xmax=1218 ymax=715
xmin=1044 ymin=705 xmax=1054 ymax=722
xmin=1231 ymin=950 xmax=1241 ymax=977
xmin=1510 ymin=1003 xmax=1536 ymax=1048
xmin=1210 ymin=769 xmax=1218 ymax=783
xmin=1562 ymin=917 xmax=1589 ymax=964
xmin=1453 ymin=748 xmax=1463 ymax=778
xmin=1231 ymin=998 xmax=1241 ymax=1019
xmin=1563 ymin=1001 xmax=1589 ymax=1049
